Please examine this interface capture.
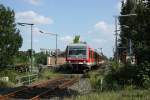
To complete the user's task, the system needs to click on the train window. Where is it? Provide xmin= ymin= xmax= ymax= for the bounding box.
xmin=68 ymin=49 xmax=86 ymax=58
xmin=90 ymin=50 xmax=92 ymax=59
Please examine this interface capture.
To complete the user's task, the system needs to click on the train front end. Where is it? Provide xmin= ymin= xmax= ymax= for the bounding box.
xmin=66 ymin=44 xmax=89 ymax=71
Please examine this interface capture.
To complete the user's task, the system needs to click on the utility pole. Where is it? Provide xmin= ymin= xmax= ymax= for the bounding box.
xmin=98 ymin=48 xmax=103 ymax=54
xmin=39 ymin=30 xmax=58 ymax=65
xmin=114 ymin=14 xmax=137 ymax=63
xmin=114 ymin=16 xmax=118 ymax=62
xmin=31 ymin=24 xmax=33 ymax=72
xmin=56 ymin=34 xmax=58 ymax=65
xmin=18 ymin=22 xmax=34 ymax=72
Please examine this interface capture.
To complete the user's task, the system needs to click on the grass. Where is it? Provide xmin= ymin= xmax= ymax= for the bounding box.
xmin=0 ymin=80 xmax=15 ymax=88
xmin=0 ymin=68 xmax=34 ymax=87
xmin=39 ymin=68 xmax=61 ymax=79
xmin=80 ymin=66 xmax=150 ymax=100
xmin=0 ymin=67 xmax=62 ymax=87
xmin=88 ymin=71 xmax=103 ymax=90
xmin=75 ymin=89 xmax=150 ymax=100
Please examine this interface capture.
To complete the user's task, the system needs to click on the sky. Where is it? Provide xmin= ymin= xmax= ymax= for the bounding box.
xmin=0 ymin=0 xmax=123 ymax=57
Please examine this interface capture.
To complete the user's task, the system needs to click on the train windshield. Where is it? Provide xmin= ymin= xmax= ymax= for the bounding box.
xmin=68 ymin=47 xmax=87 ymax=58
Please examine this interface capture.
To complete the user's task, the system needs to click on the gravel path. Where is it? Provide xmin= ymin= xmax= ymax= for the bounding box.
xmin=69 ymin=78 xmax=92 ymax=94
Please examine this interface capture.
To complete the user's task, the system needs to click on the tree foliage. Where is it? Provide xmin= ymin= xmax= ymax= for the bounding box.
xmin=0 ymin=4 xmax=22 ymax=68
xmin=73 ymin=35 xmax=80 ymax=43
xmin=119 ymin=0 xmax=150 ymax=64
xmin=34 ymin=52 xmax=47 ymax=65
xmin=108 ymin=0 xmax=150 ymax=88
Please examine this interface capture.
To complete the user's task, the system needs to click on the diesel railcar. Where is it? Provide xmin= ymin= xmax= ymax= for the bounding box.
xmin=66 ymin=43 xmax=102 ymax=71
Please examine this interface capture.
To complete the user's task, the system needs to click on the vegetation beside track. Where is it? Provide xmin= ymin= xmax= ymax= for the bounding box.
xmin=39 ymin=68 xmax=61 ymax=80
xmin=76 ymin=89 xmax=150 ymax=100
xmin=0 ymin=68 xmax=33 ymax=83
xmin=76 ymin=61 xmax=150 ymax=100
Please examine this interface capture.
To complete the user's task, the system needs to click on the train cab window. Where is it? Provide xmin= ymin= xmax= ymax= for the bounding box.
xmin=90 ymin=50 xmax=92 ymax=59
xmin=68 ymin=49 xmax=86 ymax=58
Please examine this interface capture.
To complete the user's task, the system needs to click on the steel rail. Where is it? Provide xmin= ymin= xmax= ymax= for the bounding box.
xmin=31 ymin=77 xmax=78 ymax=100
xmin=0 ymin=77 xmax=64 ymax=100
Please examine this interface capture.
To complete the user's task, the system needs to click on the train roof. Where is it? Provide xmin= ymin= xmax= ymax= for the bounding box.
xmin=67 ymin=43 xmax=88 ymax=47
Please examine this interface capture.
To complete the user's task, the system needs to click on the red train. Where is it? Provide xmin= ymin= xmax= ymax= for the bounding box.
xmin=66 ymin=43 xmax=103 ymax=71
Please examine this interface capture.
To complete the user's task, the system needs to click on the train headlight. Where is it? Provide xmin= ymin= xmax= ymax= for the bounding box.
xmin=83 ymin=61 xmax=86 ymax=64
xmin=68 ymin=61 xmax=71 ymax=63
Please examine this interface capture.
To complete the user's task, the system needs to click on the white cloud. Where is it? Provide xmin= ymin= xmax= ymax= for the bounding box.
xmin=92 ymin=39 xmax=107 ymax=44
xmin=94 ymin=21 xmax=113 ymax=34
xmin=25 ymin=0 xmax=41 ymax=5
xmin=117 ymin=1 xmax=122 ymax=12
xmin=87 ymin=20 xmax=115 ymax=57
xmin=94 ymin=21 xmax=108 ymax=32
xmin=16 ymin=11 xmax=53 ymax=25
xmin=116 ymin=0 xmax=127 ymax=12
xmin=60 ymin=35 xmax=73 ymax=43
xmin=33 ymin=27 xmax=41 ymax=35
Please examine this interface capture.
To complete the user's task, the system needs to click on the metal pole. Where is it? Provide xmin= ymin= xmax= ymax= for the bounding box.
xmin=31 ymin=24 xmax=33 ymax=72
xmin=115 ymin=16 xmax=118 ymax=62
xmin=31 ymin=25 xmax=32 ymax=72
xmin=56 ymin=34 xmax=58 ymax=65
xmin=39 ymin=30 xmax=58 ymax=65
xmin=17 ymin=22 xmax=34 ymax=72
xmin=113 ymin=14 xmax=136 ymax=63
xmin=100 ymin=48 xmax=102 ymax=54
xmin=129 ymin=39 xmax=132 ymax=55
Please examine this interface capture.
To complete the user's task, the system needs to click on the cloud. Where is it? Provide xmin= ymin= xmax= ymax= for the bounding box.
xmin=33 ymin=27 xmax=42 ymax=35
xmin=92 ymin=39 xmax=107 ymax=44
xmin=16 ymin=11 xmax=53 ymax=25
xmin=25 ymin=0 xmax=41 ymax=5
xmin=117 ymin=1 xmax=122 ymax=11
xmin=94 ymin=21 xmax=113 ymax=34
xmin=60 ymin=35 xmax=73 ymax=43
xmin=116 ymin=0 xmax=127 ymax=12
xmin=94 ymin=21 xmax=108 ymax=32
xmin=87 ymin=20 xmax=115 ymax=57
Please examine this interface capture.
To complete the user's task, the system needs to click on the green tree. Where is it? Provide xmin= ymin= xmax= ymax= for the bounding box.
xmin=35 ymin=52 xmax=47 ymax=65
xmin=117 ymin=0 xmax=150 ymax=87
xmin=73 ymin=35 xmax=80 ymax=43
xmin=119 ymin=0 xmax=148 ymax=64
xmin=0 ymin=4 xmax=23 ymax=68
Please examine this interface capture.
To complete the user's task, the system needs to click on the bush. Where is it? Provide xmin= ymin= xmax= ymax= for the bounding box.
xmin=0 ymin=68 xmax=32 ymax=84
xmin=88 ymin=72 xmax=103 ymax=90
xmin=0 ymin=80 xmax=15 ymax=88
xmin=34 ymin=53 xmax=47 ymax=65
xmin=103 ymin=62 xmax=139 ymax=90
xmin=39 ymin=68 xmax=60 ymax=79
xmin=137 ymin=61 xmax=150 ymax=88
xmin=0 ymin=69 xmax=18 ymax=83
xmin=104 ymin=60 xmax=150 ymax=89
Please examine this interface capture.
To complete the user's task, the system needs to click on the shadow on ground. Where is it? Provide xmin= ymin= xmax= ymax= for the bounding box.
xmin=0 ymin=87 xmax=79 ymax=99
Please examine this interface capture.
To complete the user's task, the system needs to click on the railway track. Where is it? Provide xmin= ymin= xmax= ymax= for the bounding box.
xmin=0 ymin=76 xmax=78 ymax=100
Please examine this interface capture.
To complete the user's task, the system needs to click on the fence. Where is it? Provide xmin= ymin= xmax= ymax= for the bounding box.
xmin=16 ymin=74 xmax=38 ymax=86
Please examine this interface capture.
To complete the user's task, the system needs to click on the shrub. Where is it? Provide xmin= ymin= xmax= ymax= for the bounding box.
xmin=104 ymin=60 xmax=150 ymax=89
xmin=137 ymin=61 xmax=150 ymax=88
xmin=103 ymin=62 xmax=139 ymax=90
xmin=39 ymin=68 xmax=60 ymax=79
xmin=0 ymin=69 xmax=18 ymax=83
xmin=0 ymin=80 xmax=15 ymax=88
xmin=88 ymin=71 xmax=104 ymax=91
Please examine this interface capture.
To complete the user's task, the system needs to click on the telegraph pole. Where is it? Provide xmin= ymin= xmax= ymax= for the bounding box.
xmin=39 ymin=30 xmax=58 ymax=65
xmin=18 ymin=22 xmax=34 ymax=72
xmin=114 ymin=16 xmax=118 ymax=62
